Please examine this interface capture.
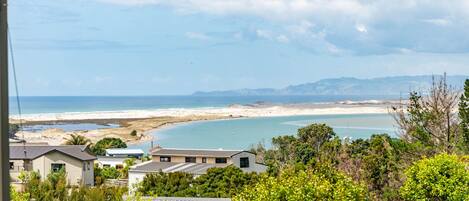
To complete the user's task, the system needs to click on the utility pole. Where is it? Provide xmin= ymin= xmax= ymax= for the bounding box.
xmin=0 ymin=0 xmax=8 ymax=200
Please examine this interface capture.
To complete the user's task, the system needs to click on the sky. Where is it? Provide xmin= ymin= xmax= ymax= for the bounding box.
xmin=8 ymin=0 xmax=469 ymax=96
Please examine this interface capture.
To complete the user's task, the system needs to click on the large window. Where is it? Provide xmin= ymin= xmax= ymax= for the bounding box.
xmin=160 ymin=156 xmax=171 ymax=162
xmin=215 ymin=158 xmax=227 ymax=164
xmin=185 ymin=157 xmax=196 ymax=163
xmin=240 ymin=157 xmax=250 ymax=168
xmin=202 ymin=157 xmax=207 ymax=163
xmin=51 ymin=163 xmax=65 ymax=172
xmin=9 ymin=162 xmax=14 ymax=170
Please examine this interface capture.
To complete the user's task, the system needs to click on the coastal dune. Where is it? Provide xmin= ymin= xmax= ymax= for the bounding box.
xmin=11 ymin=103 xmax=390 ymax=122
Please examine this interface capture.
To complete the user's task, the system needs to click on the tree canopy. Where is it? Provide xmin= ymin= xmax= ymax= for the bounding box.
xmin=400 ymin=154 xmax=469 ymax=201
xmin=90 ymin=137 xmax=127 ymax=156
xmin=234 ymin=166 xmax=367 ymax=201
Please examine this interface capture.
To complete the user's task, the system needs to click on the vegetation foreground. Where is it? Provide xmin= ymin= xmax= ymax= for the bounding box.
xmin=11 ymin=77 xmax=469 ymax=201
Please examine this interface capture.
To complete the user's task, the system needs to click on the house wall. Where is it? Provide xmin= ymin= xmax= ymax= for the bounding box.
xmin=31 ymin=151 xmax=94 ymax=186
xmin=9 ymin=159 xmax=25 ymax=182
xmin=231 ymin=152 xmax=267 ymax=173
xmin=97 ymin=157 xmax=127 ymax=168
xmin=152 ymin=155 xmax=232 ymax=164
xmin=128 ymin=171 xmax=147 ymax=192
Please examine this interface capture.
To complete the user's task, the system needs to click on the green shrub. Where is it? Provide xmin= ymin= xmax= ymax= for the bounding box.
xmin=234 ymin=167 xmax=368 ymax=201
xmin=130 ymin=130 xmax=137 ymax=136
xmin=400 ymin=153 xmax=469 ymax=200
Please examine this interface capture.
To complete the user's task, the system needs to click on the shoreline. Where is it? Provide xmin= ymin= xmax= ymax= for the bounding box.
xmin=10 ymin=102 xmax=394 ymax=146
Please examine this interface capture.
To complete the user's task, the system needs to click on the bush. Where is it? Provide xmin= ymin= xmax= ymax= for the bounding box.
xmin=100 ymin=167 xmax=121 ymax=180
xmin=400 ymin=153 xmax=469 ymax=200
xmin=130 ymin=130 xmax=137 ymax=136
xmin=234 ymin=167 xmax=368 ymax=201
xmin=138 ymin=171 xmax=195 ymax=197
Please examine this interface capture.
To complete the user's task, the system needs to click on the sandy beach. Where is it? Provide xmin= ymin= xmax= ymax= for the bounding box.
xmin=10 ymin=102 xmax=394 ymax=146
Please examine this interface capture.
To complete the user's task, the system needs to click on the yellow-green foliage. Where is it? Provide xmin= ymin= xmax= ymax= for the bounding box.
xmin=400 ymin=153 xmax=469 ymax=201
xmin=10 ymin=186 xmax=29 ymax=201
xmin=234 ymin=168 xmax=368 ymax=201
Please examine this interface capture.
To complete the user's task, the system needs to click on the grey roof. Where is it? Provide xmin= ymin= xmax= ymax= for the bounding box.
xmin=10 ymin=145 xmax=96 ymax=161
xmin=151 ymin=148 xmax=244 ymax=158
xmin=130 ymin=161 xmax=229 ymax=175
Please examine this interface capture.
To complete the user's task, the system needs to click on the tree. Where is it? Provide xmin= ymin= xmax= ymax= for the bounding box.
xmin=120 ymin=158 xmax=136 ymax=179
xmin=90 ymin=137 xmax=127 ymax=156
xmin=297 ymin=123 xmax=336 ymax=152
xmin=194 ymin=166 xmax=258 ymax=198
xmin=392 ymin=75 xmax=460 ymax=152
xmin=138 ymin=171 xmax=195 ymax=197
xmin=234 ymin=167 xmax=368 ymax=201
xmin=362 ymin=134 xmax=401 ymax=200
xmin=65 ymin=134 xmax=91 ymax=145
xmin=400 ymin=153 xmax=469 ymax=200
xmin=459 ymin=79 xmax=469 ymax=152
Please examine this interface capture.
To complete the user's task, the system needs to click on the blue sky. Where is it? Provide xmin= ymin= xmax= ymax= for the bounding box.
xmin=9 ymin=0 xmax=469 ymax=96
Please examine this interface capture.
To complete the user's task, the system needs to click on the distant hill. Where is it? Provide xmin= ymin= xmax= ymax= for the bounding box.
xmin=192 ymin=75 xmax=468 ymax=96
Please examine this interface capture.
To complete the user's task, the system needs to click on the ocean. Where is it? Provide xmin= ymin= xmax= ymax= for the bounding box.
xmin=9 ymin=95 xmax=399 ymax=114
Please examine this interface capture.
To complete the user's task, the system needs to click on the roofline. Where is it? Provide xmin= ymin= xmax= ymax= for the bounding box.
xmin=47 ymin=149 xmax=97 ymax=161
xmin=152 ymin=153 xmax=241 ymax=158
xmin=230 ymin=150 xmax=255 ymax=157
xmin=151 ymin=147 xmax=243 ymax=152
xmin=12 ymin=149 xmax=96 ymax=161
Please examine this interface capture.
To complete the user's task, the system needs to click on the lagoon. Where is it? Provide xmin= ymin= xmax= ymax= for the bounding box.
xmin=130 ymin=113 xmax=396 ymax=151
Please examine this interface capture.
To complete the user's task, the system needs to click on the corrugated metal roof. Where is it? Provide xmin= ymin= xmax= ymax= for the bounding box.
xmin=151 ymin=148 xmax=243 ymax=158
xmin=130 ymin=162 xmax=229 ymax=175
xmin=10 ymin=145 xmax=96 ymax=161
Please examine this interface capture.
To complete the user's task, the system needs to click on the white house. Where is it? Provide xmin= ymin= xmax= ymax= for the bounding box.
xmin=128 ymin=148 xmax=267 ymax=189
xmin=105 ymin=148 xmax=144 ymax=159
xmin=97 ymin=148 xmax=144 ymax=169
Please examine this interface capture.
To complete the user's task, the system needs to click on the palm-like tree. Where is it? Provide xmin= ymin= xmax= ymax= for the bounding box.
xmin=65 ymin=134 xmax=91 ymax=145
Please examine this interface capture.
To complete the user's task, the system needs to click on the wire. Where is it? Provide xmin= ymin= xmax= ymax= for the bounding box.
xmin=8 ymin=25 xmax=26 ymax=157
xmin=8 ymin=26 xmax=22 ymax=131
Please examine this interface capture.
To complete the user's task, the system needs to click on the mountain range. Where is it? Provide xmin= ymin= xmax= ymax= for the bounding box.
xmin=192 ymin=75 xmax=468 ymax=96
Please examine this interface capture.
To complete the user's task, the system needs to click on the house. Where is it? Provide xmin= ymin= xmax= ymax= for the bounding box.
xmin=128 ymin=148 xmax=267 ymax=189
xmin=105 ymin=148 xmax=145 ymax=159
xmin=9 ymin=144 xmax=96 ymax=186
xmin=97 ymin=148 xmax=144 ymax=169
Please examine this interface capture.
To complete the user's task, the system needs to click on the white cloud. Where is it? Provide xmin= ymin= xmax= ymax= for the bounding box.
xmin=185 ymin=32 xmax=211 ymax=40
xmin=423 ymin=18 xmax=451 ymax=26
xmin=102 ymin=0 xmax=369 ymax=21
xmin=101 ymin=0 xmax=469 ymax=54
xmin=355 ymin=24 xmax=367 ymax=33
xmin=276 ymin=35 xmax=289 ymax=43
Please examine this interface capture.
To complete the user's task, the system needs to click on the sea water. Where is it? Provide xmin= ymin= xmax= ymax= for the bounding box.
xmin=9 ymin=95 xmax=398 ymax=114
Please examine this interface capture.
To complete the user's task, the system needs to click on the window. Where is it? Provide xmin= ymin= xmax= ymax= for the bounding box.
xmin=185 ymin=157 xmax=196 ymax=163
xmin=240 ymin=157 xmax=250 ymax=168
xmin=160 ymin=156 xmax=171 ymax=162
xmin=87 ymin=162 xmax=91 ymax=170
xmin=215 ymin=158 xmax=227 ymax=164
xmin=202 ymin=157 xmax=207 ymax=163
xmin=103 ymin=164 xmax=110 ymax=168
xmin=9 ymin=162 xmax=14 ymax=170
xmin=51 ymin=163 xmax=65 ymax=172
xmin=116 ymin=164 xmax=124 ymax=169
